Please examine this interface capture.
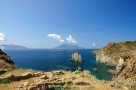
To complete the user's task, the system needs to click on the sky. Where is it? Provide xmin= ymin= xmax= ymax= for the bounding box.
xmin=0 ymin=0 xmax=136 ymax=49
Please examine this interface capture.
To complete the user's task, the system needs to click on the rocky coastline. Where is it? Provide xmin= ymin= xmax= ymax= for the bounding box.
xmin=94 ymin=41 xmax=136 ymax=79
xmin=0 ymin=41 xmax=136 ymax=90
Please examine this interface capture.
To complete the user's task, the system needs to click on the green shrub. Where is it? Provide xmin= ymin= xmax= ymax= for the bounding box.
xmin=131 ymin=85 xmax=136 ymax=90
xmin=0 ymin=78 xmax=11 ymax=84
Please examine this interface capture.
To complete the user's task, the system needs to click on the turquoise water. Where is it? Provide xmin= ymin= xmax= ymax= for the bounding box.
xmin=4 ymin=49 xmax=115 ymax=80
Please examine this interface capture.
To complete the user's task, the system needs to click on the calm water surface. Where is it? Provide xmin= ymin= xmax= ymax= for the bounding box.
xmin=4 ymin=49 xmax=115 ymax=80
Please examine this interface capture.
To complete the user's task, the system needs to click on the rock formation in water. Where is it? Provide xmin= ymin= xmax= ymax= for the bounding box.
xmin=72 ymin=52 xmax=82 ymax=62
xmin=94 ymin=41 xmax=136 ymax=80
xmin=0 ymin=49 xmax=14 ymax=69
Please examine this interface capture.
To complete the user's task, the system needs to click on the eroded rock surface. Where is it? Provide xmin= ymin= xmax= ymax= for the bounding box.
xmin=94 ymin=41 xmax=136 ymax=87
xmin=113 ymin=52 xmax=136 ymax=80
xmin=0 ymin=69 xmax=122 ymax=90
xmin=72 ymin=52 xmax=82 ymax=62
xmin=0 ymin=49 xmax=15 ymax=76
xmin=94 ymin=41 xmax=136 ymax=66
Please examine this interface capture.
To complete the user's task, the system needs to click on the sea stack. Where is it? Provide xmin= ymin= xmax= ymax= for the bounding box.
xmin=72 ymin=52 xmax=82 ymax=62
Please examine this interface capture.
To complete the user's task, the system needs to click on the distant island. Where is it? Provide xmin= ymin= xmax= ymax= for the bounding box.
xmin=0 ymin=44 xmax=28 ymax=50
xmin=54 ymin=44 xmax=84 ymax=49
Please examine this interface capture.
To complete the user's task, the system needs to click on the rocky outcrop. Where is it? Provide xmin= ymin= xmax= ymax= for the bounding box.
xmin=0 ymin=70 xmax=93 ymax=90
xmin=0 ymin=49 xmax=14 ymax=69
xmin=94 ymin=41 xmax=136 ymax=66
xmin=113 ymin=52 xmax=136 ymax=80
xmin=116 ymin=57 xmax=125 ymax=71
xmin=94 ymin=41 xmax=136 ymax=79
xmin=72 ymin=52 xmax=82 ymax=62
xmin=0 ymin=71 xmax=44 ymax=82
xmin=95 ymin=52 xmax=117 ymax=66
xmin=0 ymin=69 xmax=123 ymax=90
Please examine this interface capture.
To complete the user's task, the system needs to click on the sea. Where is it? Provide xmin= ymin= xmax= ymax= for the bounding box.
xmin=4 ymin=49 xmax=115 ymax=80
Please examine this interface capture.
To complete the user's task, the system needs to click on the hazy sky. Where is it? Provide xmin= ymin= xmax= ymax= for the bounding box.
xmin=0 ymin=0 xmax=136 ymax=48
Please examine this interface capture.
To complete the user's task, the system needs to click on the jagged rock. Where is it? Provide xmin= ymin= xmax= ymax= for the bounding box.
xmin=94 ymin=41 xmax=136 ymax=79
xmin=94 ymin=41 xmax=136 ymax=66
xmin=0 ymin=49 xmax=14 ymax=69
xmin=95 ymin=52 xmax=117 ymax=66
xmin=116 ymin=57 xmax=125 ymax=71
xmin=40 ymin=75 xmax=48 ymax=79
xmin=1 ymin=72 xmax=35 ymax=82
xmin=33 ymin=71 xmax=44 ymax=76
xmin=113 ymin=52 xmax=136 ymax=79
xmin=72 ymin=52 xmax=82 ymax=62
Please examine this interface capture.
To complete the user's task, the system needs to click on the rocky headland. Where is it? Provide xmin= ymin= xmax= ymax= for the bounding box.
xmin=94 ymin=41 xmax=136 ymax=66
xmin=94 ymin=41 xmax=136 ymax=89
xmin=0 ymin=49 xmax=14 ymax=71
xmin=94 ymin=41 xmax=136 ymax=78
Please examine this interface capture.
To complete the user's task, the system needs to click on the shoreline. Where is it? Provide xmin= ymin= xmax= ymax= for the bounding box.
xmin=0 ymin=41 xmax=136 ymax=90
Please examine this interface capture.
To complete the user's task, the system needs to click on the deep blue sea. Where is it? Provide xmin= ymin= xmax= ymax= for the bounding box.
xmin=4 ymin=49 xmax=115 ymax=80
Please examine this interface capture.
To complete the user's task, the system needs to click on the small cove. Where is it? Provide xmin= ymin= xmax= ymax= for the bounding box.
xmin=4 ymin=49 xmax=115 ymax=80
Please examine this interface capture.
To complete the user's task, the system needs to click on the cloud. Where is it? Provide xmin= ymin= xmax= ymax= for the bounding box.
xmin=66 ymin=35 xmax=78 ymax=44
xmin=47 ymin=34 xmax=64 ymax=43
xmin=0 ymin=33 xmax=5 ymax=41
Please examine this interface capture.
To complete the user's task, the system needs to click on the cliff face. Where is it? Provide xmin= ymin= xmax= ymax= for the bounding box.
xmin=0 ymin=49 xmax=14 ymax=69
xmin=94 ymin=41 xmax=136 ymax=79
xmin=113 ymin=52 xmax=136 ymax=80
xmin=94 ymin=41 xmax=136 ymax=66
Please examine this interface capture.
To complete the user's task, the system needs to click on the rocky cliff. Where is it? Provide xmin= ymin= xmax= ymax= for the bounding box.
xmin=94 ymin=41 xmax=136 ymax=79
xmin=113 ymin=51 xmax=136 ymax=80
xmin=94 ymin=41 xmax=136 ymax=66
xmin=0 ymin=49 xmax=14 ymax=69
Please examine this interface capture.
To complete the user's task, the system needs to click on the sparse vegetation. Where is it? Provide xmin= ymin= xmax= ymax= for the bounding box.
xmin=131 ymin=85 xmax=136 ymax=90
xmin=0 ymin=78 xmax=11 ymax=84
xmin=111 ymin=76 xmax=136 ymax=88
